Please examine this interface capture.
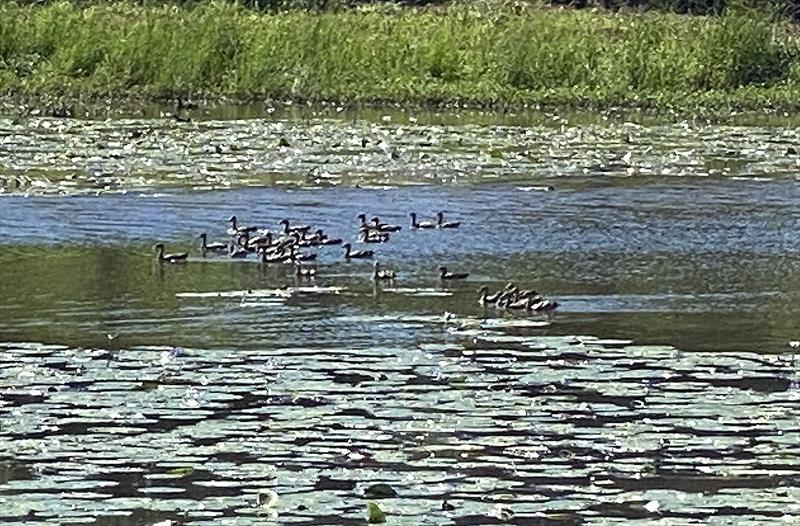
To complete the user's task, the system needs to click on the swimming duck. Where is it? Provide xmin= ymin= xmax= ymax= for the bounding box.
xmin=370 ymin=217 xmax=401 ymax=232
xmin=506 ymin=297 xmax=531 ymax=310
xmin=410 ymin=213 xmax=436 ymax=230
xmin=228 ymin=215 xmax=259 ymax=236
xmin=279 ymin=219 xmax=310 ymax=235
xmin=373 ymin=262 xmax=396 ymax=281
xmin=154 ymin=243 xmax=188 ymax=263
xmin=259 ymin=247 xmax=292 ymax=264
xmin=294 ymin=263 xmax=317 ymax=278
xmin=228 ymin=245 xmax=250 ymax=259
xmin=439 ymin=266 xmax=469 ymax=280
xmin=436 ymin=212 xmax=460 ymax=229
xmin=289 ymin=245 xmax=317 ymax=263
xmin=313 ymin=228 xmax=343 ymax=245
xmin=477 ymin=286 xmax=503 ymax=305
xmin=531 ymin=299 xmax=559 ymax=314
xmin=495 ymin=284 xmax=520 ymax=307
xmin=359 ymin=226 xmax=390 ymax=244
xmin=518 ymin=288 xmax=541 ymax=303
xmin=198 ymin=233 xmax=228 ymax=256
xmin=343 ymin=243 xmax=374 ymax=261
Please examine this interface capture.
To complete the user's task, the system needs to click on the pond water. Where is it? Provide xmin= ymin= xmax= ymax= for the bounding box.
xmin=0 ymin=108 xmax=799 ymax=524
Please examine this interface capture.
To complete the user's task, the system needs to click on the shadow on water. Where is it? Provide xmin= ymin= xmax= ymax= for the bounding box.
xmin=1 ymin=110 xmax=799 ymax=525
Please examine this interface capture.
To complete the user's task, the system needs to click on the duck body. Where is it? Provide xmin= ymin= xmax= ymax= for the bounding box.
xmin=373 ymin=262 xmax=396 ymax=281
xmin=439 ymin=266 xmax=469 ymax=280
xmin=359 ymin=227 xmax=390 ymax=244
xmin=280 ymin=219 xmax=310 ymax=235
xmin=370 ymin=217 xmax=401 ymax=232
xmin=259 ymin=247 xmax=292 ymax=264
xmin=436 ymin=212 xmax=460 ymax=229
xmin=228 ymin=215 xmax=259 ymax=236
xmin=531 ymin=299 xmax=559 ymax=314
xmin=343 ymin=243 xmax=374 ymax=260
xmin=198 ymin=233 xmax=228 ymax=256
xmin=478 ymin=286 xmax=503 ymax=305
xmin=410 ymin=213 xmax=436 ymax=230
xmin=154 ymin=243 xmax=188 ymax=264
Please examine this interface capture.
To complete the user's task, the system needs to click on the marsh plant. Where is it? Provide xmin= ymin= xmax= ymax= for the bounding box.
xmin=0 ymin=0 xmax=798 ymax=109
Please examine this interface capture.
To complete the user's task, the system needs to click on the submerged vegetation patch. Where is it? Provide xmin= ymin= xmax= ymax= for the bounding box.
xmin=1 ymin=0 xmax=800 ymax=110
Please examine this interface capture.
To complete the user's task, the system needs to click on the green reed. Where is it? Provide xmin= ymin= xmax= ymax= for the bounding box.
xmin=1 ymin=0 xmax=798 ymax=110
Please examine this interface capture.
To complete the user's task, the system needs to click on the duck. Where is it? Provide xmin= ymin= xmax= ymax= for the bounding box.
xmin=246 ymin=231 xmax=275 ymax=249
xmin=294 ymin=263 xmax=317 ymax=279
xmin=439 ymin=266 xmax=469 ymax=280
xmin=198 ymin=233 xmax=228 ymax=256
xmin=289 ymin=245 xmax=317 ymax=263
xmin=518 ymin=288 xmax=541 ymax=302
xmin=477 ymin=286 xmax=503 ymax=305
xmin=228 ymin=215 xmax=259 ymax=236
xmin=370 ymin=217 xmax=402 ymax=232
xmin=343 ymin=243 xmax=374 ymax=261
xmin=291 ymin=230 xmax=316 ymax=247
xmin=531 ymin=299 xmax=559 ymax=314
xmin=259 ymin=247 xmax=292 ymax=264
xmin=314 ymin=228 xmax=343 ymax=245
xmin=358 ymin=226 xmax=390 ymax=244
xmin=436 ymin=212 xmax=460 ymax=229
xmin=373 ymin=261 xmax=396 ymax=281
xmin=154 ymin=243 xmax=188 ymax=263
xmin=279 ymin=219 xmax=310 ymax=235
xmin=229 ymin=242 xmax=250 ymax=259
xmin=495 ymin=284 xmax=520 ymax=307
xmin=410 ymin=213 xmax=436 ymax=230
xmin=506 ymin=297 xmax=531 ymax=310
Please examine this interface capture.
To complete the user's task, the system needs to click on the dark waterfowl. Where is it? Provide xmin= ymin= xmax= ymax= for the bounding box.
xmin=229 ymin=243 xmax=250 ymax=259
xmin=289 ymin=246 xmax=317 ymax=263
xmin=370 ymin=217 xmax=401 ymax=232
xmin=439 ymin=266 xmax=469 ymax=280
xmin=154 ymin=243 xmax=188 ymax=264
xmin=506 ymin=297 xmax=531 ymax=310
xmin=531 ymin=299 xmax=559 ymax=314
xmin=436 ymin=212 xmax=460 ymax=229
xmin=198 ymin=233 xmax=228 ymax=256
xmin=259 ymin=247 xmax=292 ymax=264
xmin=477 ymin=286 xmax=503 ymax=305
xmin=410 ymin=213 xmax=436 ymax=230
xmin=279 ymin=219 xmax=310 ymax=235
xmin=343 ymin=243 xmax=374 ymax=261
xmin=359 ymin=226 xmax=390 ymax=244
xmin=228 ymin=215 xmax=259 ymax=236
xmin=313 ymin=228 xmax=343 ymax=245
xmin=373 ymin=262 xmax=396 ymax=281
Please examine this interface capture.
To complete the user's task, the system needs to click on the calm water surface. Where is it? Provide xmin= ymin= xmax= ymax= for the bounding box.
xmin=0 ymin=110 xmax=799 ymax=525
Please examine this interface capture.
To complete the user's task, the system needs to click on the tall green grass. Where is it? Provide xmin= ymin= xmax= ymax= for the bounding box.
xmin=1 ymin=0 xmax=799 ymax=109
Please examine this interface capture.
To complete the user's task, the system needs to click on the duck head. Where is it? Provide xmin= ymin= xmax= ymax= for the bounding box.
xmin=357 ymin=213 xmax=367 ymax=224
xmin=228 ymin=215 xmax=237 ymax=226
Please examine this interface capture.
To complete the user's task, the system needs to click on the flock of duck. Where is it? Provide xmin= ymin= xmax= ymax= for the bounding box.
xmin=154 ymin=212 xmax=559 ymax=315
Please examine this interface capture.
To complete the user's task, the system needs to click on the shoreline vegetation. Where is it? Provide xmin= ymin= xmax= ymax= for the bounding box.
xmin=1 ymin=1 xmax=800 ymax=113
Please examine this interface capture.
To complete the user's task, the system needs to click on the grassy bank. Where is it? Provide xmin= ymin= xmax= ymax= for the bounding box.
xmin=1 ymin=0 xmax=799 ymax=111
